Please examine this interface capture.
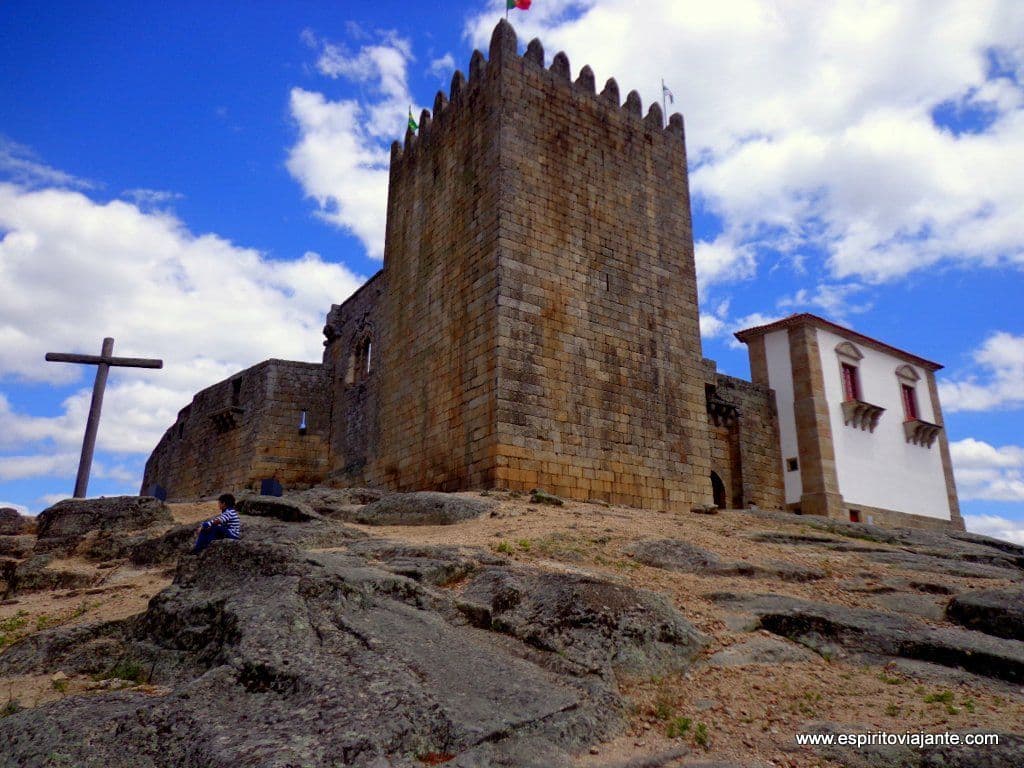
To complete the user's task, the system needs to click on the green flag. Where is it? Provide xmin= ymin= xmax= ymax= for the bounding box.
xmin=408 ymin=108 xmax=418 ymax=132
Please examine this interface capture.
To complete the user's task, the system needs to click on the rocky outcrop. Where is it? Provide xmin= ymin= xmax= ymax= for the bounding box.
xmin=947 ymin=589 xmax=1024 ymax=641
xmin=34 ymin=497 xmax=172 ymax=555
xmin=0 ymin=534 xmax=705 ymax=767
xmin=459 ymin=566 xmax=706 ymax=678
xmin=626 ymin=539 xmax=824 ymax=582
xmin=337 ymin=492 xmax=495 ymax=526
xmin=712 ymin=593 xmax=1024 ymax=683
xmin=0 ymin=507 xmax=30 ymax=535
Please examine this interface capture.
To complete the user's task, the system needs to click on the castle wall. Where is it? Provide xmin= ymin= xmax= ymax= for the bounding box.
xmin=141 ymin=359 xmax=330 ymax=500
xmin=712 ymin=373 xmax=786 ymax=509
xmin=323 ymin=271 xmax=386 ymax=484
xmin=365 ymin=58 xmax=503 ymax=491
xmin=488 ymin=28 xmax=712 ymax=509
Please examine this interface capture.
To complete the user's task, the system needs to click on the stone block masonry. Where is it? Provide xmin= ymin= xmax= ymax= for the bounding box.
xmin=141 ymin=360 xmax=331 ymax=500
xmin=321 ymin=21 xmax=716 ymax=509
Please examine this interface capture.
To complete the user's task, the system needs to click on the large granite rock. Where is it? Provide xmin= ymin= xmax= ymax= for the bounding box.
xmin=626 ymin=539 xmax=824 ymax=582
xmin=341 ymin=492 xmax=495 ymax=526
xmin=36 ymin=496 xmax=172 ymax=542
xmin=0 ymin=536 xmax=707 ymax=766
xmin=947 ymin=589 xmax=1024 ymax=641
xmin=711 ymin=593 xmax=1024 ymax=683
xmin=459 ymin=566 xmax=706 ymax=678
xmin=234 ymin=493 xmax=320 ymax=522
xmin=0 ymin=507 xmax=30 ymax=535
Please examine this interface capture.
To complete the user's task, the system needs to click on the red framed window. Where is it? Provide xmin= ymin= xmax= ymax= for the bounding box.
xmin=901 ymin=383 xmax=918 ymax=421
xmin=841 ymin=363 xmax=860 ymax=401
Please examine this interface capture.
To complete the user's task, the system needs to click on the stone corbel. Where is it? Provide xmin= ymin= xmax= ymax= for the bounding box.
xmin=841 ymin=400 xmax=885 ymax=432
xmin=903 ymin=418 xmax=942 ymax=448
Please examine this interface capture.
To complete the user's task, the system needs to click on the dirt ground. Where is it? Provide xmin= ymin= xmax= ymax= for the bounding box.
xmin=1 ymin=493 xmax=1021 ymax=767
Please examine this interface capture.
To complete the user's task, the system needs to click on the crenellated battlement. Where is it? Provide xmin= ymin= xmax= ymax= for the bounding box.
xmin=388 ymin=19 xmax=685 ymax=174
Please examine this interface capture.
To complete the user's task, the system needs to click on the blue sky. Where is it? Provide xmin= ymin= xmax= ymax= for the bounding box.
xmin=1 ymin=1 xmax=1022 ymax=541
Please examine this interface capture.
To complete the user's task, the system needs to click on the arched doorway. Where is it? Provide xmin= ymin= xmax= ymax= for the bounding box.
xmin=710 ymin=471 xmax=726 ymax=509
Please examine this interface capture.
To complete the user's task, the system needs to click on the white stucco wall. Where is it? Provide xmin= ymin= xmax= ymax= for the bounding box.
xmin=815 ymin=328 xmax=951 ymax=521
xmin=763 ymin=330 xmax=802 ymax=505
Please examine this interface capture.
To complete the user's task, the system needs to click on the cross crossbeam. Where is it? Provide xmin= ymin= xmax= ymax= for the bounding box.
xmin=45 ymin=337 xmax=163 ymax=498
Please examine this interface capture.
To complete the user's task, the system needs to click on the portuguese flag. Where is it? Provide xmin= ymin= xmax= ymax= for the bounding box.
xmin=507 ymin=0 xmax=531 ymax=9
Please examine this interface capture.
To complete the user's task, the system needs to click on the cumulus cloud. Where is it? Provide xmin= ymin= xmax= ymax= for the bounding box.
xmin=939 ymin=331 xmax=1024 ymax=412
xmin=287 ymin=30 xmax=417 ymax=258
xmin=963 ymin=513 xmax=1024 ymax=545
xmin=0 ymin=181 xmax=365 ymax=490
xmin=466 ymin=1 xmax=1024 ymax=285
xmin=950 ymin=437 xmax=1024 ymax=502
xmin=0 ymin=500 xmax=30 ymax=515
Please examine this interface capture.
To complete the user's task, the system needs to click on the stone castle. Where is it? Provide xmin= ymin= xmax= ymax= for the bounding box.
xmin=142 ymin=20 xmax=962 ymax=531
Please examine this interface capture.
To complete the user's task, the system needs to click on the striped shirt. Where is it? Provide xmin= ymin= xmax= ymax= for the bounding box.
xmin=203 ymin=507 xmax=241 ymax=539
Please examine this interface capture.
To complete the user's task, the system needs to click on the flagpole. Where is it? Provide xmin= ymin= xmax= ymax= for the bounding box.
xmin=662 ymin=78 xmax=667 ymax=119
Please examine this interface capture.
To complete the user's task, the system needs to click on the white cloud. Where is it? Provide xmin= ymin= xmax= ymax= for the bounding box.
xmin=287 ymin=30 xmax=417 ymax=258
xmin=429 ymin=53 xmax=456 ymax=81
xmin=122 ymin=188 xmax=183 ymax=209
xmin=698 ymin=313 xmax=726 ymax=339
xmin=0 ymin=181 xmax=365 ymax=491
xmin=939 ymin=331 xmax=1024 ymax=412
xmin=695 ymin=235 xmax=756 ymax=291
xmin=950 ymin=437 xmax=1024 ymax=502
xmin=963 ymin=513 xmax=1024 ymax=545
xmin=777 ymin=282 xmax=872 ymax=322
xmin=0 ymin=136 xmax=95 ymax=190
xmin=465 ymin=1 xmax=1024 ymax=285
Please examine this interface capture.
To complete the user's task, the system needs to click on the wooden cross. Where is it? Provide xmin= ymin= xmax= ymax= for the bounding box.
xmin=45 ymin=338 xmax=163 ymax=498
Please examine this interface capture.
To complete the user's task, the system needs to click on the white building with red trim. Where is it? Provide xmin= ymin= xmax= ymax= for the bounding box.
xmin=735 ymin=313 xmax=963 ymax=531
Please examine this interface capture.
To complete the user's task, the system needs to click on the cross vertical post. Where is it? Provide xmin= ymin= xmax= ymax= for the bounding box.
xmin=45 ymin=337 xmax=163 ymax=498
xmin=75 ymin=337 xmax=114 ymax=498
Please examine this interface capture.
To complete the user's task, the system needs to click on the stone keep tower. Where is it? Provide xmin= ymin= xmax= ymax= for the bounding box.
xmin=324 ymin=21 xmax=713 ymax=509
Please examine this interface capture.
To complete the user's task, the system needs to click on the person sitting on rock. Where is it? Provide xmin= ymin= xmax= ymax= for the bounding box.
xmin=192 ymin=493 xmax=241 ymax=553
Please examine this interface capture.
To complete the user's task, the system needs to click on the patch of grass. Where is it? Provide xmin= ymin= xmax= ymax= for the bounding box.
xmin=797 ymin=691 xmax=822 ymax=717
xmin=36 ymin=614 xmax=58 ymax=631
xmin=0 ymin=611 xmax=29 ymax=633
xmin=492 ymin=541 xmax=514 ymax=555
xmin=1 ymin=698 xmax=23 ymax=718
xmin=694 ymin=722 xmax=710 ymax=749
xmin=885 ymin=703 xmax=900 ymax=717
xmin=946 ymin=704 xmax=960 ymax=715
xmin=652 ymin=694 xmax=674 ymax=721
xmin=962 ymin=698 xmax=976 ymax=713
xmin=516 ymin=539 xmax=532 ymax=551
xmin=923 ymin=690 xmax=954 ymax=705
xmin=666 ymin=716 xmax=691 ymax=739
xmin=878 ymin=671 xmax=903 ymax=685
xmin=94 ymin=659 xmax=148 ymax=684
xmin=51 ymin=678 xmax=69 ymax=694
xmin=0 ymin=610 xmax=30 ymax=647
